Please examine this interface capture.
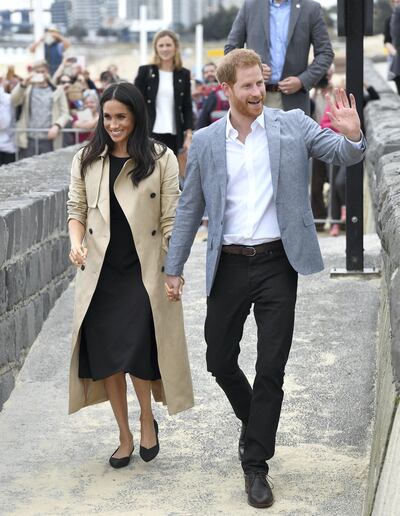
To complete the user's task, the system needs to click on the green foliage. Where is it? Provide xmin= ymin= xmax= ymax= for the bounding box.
xmin=374 ymin=0 xmax=393 ymax=35
xmin=199 ymin=6 xmax=239 ymax=41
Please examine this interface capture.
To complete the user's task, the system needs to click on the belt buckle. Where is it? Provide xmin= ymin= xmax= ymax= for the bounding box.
xmin=244 ymin=246 xmax=256 ymax=257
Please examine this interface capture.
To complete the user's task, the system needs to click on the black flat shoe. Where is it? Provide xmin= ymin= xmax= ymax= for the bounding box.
xmin=238 ymin=422 xmax=247 ymax=461
xmin=140 ymin=419 xmax=159 ymax=462
xmin=109 ymin=445 xmax=134 ymax=469
xmin=245 ymin=471 xmax=274 ymax=508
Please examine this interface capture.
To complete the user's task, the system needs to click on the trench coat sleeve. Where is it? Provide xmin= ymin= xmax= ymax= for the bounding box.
xmin=160 ymin=149 xmax=180 ymax=241
xmin=54 ymin=86 xmax=71 ymax=128
xmin=10 ymin=82 xmax=27 ymax=107
xmin=67 ymin=151 xmax=88 ymax=226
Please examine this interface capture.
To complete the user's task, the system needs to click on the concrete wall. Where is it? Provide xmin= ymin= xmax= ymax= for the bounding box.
xmin=363 ymin=61 xmax=400 ymax=515
xmin=0 ymin=147 xmax=79 ymax=410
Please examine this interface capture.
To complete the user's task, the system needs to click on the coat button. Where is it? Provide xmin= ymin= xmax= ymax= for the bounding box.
xmin=147 ymin=86 xmax=151 ymax=90
xmin=151 ymin=73 xmax=156 ymax=78
xmin=152 ymin=230 xmax=156 ymax=236
xmin=180 ymin=92 xmax=184 ymax=96
xmin=89 ymin=228 xmax=93 ymax=234
xmin=150 ymin=192 xmax=156 ymax=198
xmin=147 ymin=99 xmax=151 ymax=103
xmin=178 ymin=78 xmax=182 ymax=82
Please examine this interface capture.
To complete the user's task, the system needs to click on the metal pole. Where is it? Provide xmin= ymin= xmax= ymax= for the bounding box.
xmin=139 ymin=5 xmax=148 ymax=66
xmin=345 ymin=0 xmax=364 ymax=271
xmin=33 ymin=0 xmax=45 ymax=60
xmin=195 ymin=24 xmax=204 ymax=80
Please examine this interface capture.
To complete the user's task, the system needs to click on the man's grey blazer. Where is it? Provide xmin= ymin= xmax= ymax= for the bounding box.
xmin=224 ymin=0 xmax=334 ymax=114
xmin=165 ymin=108 xmax=366 ymax=296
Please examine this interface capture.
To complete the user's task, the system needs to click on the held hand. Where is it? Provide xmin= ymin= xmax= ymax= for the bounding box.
xmin=262 ymin=64 xmax=272 ymax=82
xmin=69 ymin=245 xmax=88 ymax=268
xmin=48 ymin=125 xmax=60 ymax=140
xmin=325 ymin=88 xmax=361 ymax=142
xmin=278 ymin=76 xmax=303 ymax=95
xmin=165 ymin=275 xmax=184 ymax=302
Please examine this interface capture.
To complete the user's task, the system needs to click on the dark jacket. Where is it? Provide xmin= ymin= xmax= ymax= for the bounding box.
xmin=390 ymin=7 xmax=400 ymax=77
xmin=134 ymin=64 xmax=193 ymax=150
xmin=224 ymin=0 xmax=334 ymax=114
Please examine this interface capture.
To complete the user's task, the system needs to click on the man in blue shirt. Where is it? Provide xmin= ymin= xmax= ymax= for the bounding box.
xmin=225 ymin=0 xmax=334 ymax=114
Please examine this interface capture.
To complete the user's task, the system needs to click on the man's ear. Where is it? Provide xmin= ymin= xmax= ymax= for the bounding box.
xmin=221 ymin=82 xmax=231 ymax=99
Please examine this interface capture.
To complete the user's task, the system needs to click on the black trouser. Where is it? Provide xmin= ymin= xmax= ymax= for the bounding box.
xmin=151 ymin=132 xmax=178 ymax=156
xmin=0 ymin=151 xmax=16 ymax=166
xmin=311 ymin=158 xmax=328 ymax=222
xmin=205 ymin=242 xmax=298 ymax=474
xmin=331 ymin=165 xmax=346 ymax=221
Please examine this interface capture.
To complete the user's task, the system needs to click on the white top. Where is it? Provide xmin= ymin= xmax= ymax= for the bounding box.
xmin=223 ymin=111 xmax=281 ymax=245
xmin=153 ymin=70 xmax=176 ymax=135
xmin=0 ymin=86 xmax=16 ymax=154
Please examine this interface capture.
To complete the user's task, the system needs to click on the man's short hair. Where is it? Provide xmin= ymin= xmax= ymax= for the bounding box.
xmin=216 ymin=49 xmax=262 ymax=85
xmin=32 ymin=59 xmax=49 ymax=71
xmin=202 ymin=61 xmax=217 ymax=72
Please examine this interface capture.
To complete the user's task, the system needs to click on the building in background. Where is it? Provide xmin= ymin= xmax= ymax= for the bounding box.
xmin=50 ymin=0 xmax=72 ymax=32
xmin=126 ymin=0 xmax=163 ymax=20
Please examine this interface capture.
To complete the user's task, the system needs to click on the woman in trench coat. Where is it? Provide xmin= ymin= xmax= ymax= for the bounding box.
xmin=67 ymin=82 xmax=194 ymax=468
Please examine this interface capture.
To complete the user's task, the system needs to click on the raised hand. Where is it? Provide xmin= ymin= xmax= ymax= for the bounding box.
xmin=325 ymin=88 xmax=361 ymax=142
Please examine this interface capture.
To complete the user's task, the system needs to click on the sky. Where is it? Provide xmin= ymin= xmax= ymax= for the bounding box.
xmin=2 ymin=0 xmax=339 ymax=12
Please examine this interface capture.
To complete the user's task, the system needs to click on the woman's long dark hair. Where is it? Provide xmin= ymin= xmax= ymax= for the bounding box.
xmin=80 ymin=82 xmax=166 ymax=185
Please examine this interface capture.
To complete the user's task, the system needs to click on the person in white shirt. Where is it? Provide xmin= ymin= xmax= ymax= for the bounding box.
xmin=0 ymin=76 xmax=16 ymax=165
xmin=134 ymin=30 xmax=193 ymax=156
xmin=164 ymin=49 xmax=365 ymax=508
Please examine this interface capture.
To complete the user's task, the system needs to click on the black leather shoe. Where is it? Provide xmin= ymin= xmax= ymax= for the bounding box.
xmin=140 ymin=419 xmax=159 ymax=462
xmin=238 ymin=422 xmax=246 ymax=461
xmin=109 ymin=445 xmax=134 ymax=469
xmin=245 ymin=471 xmax=274 ymax=508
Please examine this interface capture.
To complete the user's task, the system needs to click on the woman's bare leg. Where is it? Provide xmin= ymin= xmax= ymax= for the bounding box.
xmin=104 ymin=372 xmax=133 ymax=458
xmin=130 ymin=376 xmax=157 ymax=449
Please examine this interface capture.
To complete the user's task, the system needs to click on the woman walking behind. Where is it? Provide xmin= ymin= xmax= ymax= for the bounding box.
xmin=67 ymin=82 xmax=193 ymax=468
xmin=134 ymin=30 xmax=193 ymax=156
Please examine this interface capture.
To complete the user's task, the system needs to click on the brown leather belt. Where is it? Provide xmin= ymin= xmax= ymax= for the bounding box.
xmin=265 ymin=84 xmax=280 ymax=92
xmin=222 ymin=240 xmax=283 ymax=257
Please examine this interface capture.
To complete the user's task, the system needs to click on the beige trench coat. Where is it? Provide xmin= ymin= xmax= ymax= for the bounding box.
xmin=67 ymin=145 xmax=194 ymax=415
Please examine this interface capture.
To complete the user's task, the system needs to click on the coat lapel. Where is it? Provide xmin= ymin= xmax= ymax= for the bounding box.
xmin=286 ymin=0 xmax=302 ymax=47
xmin=211 ymin=119 xmax=228 ymax=203
xmin=97 ymin=155 xmax=110 ymax=225
xmin=264 ymin=109 xmax=281 ymax=199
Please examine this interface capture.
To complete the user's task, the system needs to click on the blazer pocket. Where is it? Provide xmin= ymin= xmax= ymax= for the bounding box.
xmin=303 ymin=209 xmax=315 ymax=227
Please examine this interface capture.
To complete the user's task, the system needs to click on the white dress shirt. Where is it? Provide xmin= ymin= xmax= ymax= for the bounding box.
xmin=223 ymin=111 xmax=281 ymax=245
xmin=153 ymin=70 xmax=177 ymax=135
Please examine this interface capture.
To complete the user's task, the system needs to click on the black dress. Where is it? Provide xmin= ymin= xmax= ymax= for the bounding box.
xmin=79 ymin=155 xmax=161 ymax=381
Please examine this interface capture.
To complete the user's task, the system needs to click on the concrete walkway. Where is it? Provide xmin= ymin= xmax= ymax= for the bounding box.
xmin=0 ymin=235 xmax=381 ymax=516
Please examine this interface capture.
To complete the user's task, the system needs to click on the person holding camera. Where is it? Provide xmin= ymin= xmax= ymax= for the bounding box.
xmin=11 ymin=60 xmax=70 ymax=157
xmin=29 ymin=26 xmax=71 ymax=76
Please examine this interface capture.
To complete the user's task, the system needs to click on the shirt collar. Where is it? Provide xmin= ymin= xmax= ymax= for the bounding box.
xmin=270 ymin=0 xmax=290 ymax=6
xmin=226 ymin=110 xmax=265 ymax=140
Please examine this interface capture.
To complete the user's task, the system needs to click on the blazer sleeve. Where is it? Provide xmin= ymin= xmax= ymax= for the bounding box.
xmin=297 ymin=5 xmax=334 ymax=91
xmin=224 ymin=2 xmax=247 ymax=54
xmin=182 ymin=69 xmax=193 ymax=131
xmin=391 ymin=7 xmax=400 ymax=50
xmin=165 ymin=135 xmax=206 ymax=276
xmin=134 ymin=65 xmax=148 ymax=97
xmin=160 ymin=148 xmax=181 ymax=241
xmin=67 ymin=151 xmax=88 ymax=226
xmin=297 ymin=110 xmax=366 ymax=166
